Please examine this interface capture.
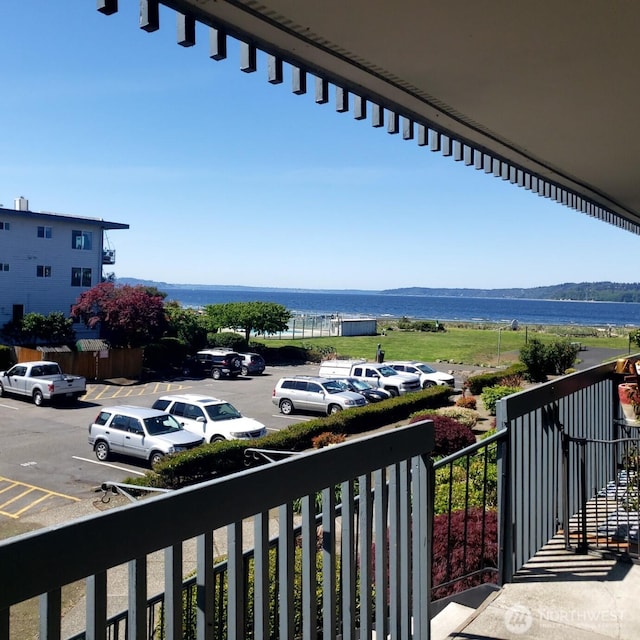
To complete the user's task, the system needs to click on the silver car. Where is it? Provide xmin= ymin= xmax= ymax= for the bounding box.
xmin=272 ymin=376 xmax=368 ymax=416
xmin=88 ymin=405 xmax=204 ymax=467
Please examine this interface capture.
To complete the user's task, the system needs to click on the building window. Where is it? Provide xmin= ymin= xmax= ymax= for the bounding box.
xmin=72 ymin=230 xmax=93 ymax=250
xmin=37 ymin=226 xmax=53 ymax=239
xmin=37 ymin=265 xmax=52 ymax=278
xmin=71 ymin=267 xmax=92 ymax=287
xmin=0 ymin=221 xmax=10 ymax=231
xmin=0 ymin=263 xmax=9 ymax=271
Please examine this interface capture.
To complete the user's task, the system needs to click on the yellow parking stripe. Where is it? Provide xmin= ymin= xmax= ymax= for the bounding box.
xmin=82 ymin=381 xmax=192 ymax=402
xmin=0 ymin=476 xmax=80 ymax=520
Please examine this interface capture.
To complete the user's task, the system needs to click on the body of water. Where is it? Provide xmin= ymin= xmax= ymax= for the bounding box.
xmin=162 ymin=288 xmax=640 ymax=328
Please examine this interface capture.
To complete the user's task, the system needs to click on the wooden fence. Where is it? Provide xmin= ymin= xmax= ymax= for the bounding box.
xmin=14 ymin=347 xmax=144 ymax=381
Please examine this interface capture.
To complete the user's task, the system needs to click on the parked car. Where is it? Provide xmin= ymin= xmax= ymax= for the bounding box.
xmin=318 ymin=359 xmax=421 ymax=396
xmin=152 ymin=394 xmax=266 ymax=443
xmin=238 ymin=352 xmax=266 ymax=376
xmin=386 ymin=360 xmax=455 ymax=389
xmin=182 ymin=349 xmax=242 ymax=379
xmin=88 ymin=405 xmax=204 ymax=466
xmin=331 ymin=377 xmax=392 ymax=402
xmin=272 ymin=376 xmax=368 ymax=415
xmin=0 ymin=360 xmax=86 ymax=406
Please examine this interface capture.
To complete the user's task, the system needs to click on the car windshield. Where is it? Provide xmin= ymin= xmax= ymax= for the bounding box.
xmin=205 ymin=402 xmax=242 ymax=421
xmin=144 ymin=414 xmax=183 ymax=435
xmin=322 ymin=380 xmax=345 ymax=394
xmin=416 ymin=363 xmax=436 ymax=374
xmin=348 ymin=378 xmax=372 ymax=391
xmin=333 ymin=379 xmax=353 ymax=391
xmin=378 ymin=366 xmax=398 ymax=377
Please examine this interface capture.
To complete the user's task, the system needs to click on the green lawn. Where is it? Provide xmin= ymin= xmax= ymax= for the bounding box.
xmin=255 ymin=324 xmax=632 ymax=367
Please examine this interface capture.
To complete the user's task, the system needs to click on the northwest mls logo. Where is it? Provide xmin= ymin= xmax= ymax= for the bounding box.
xmin=504 ymin=604 xmax=533 ymax=634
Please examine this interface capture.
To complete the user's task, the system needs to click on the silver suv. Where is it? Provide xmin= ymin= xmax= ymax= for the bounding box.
xmin=88 ymin=405 xmax=204 ymax=466
xmin=152 ymin=394 xmax=267 ymax=443
xmin=272 ymin=376 xmax=367 ymax=416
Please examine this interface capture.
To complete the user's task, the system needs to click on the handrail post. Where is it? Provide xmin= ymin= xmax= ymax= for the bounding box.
xmin=496 ymin=400 xmax=512 ymax=585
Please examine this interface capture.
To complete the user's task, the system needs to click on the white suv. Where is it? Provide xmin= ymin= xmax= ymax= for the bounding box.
xmin=272 ymin=376 xmax=368 ymax=416
xmin=152 ymin=394 xmax=267 ymax=443
xmin=387 ymin=360 xmax=455 ymax=389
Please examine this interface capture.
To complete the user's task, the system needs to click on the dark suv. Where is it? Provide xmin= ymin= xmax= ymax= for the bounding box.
xmin=182 ymin=349 xmax=242 ymax=380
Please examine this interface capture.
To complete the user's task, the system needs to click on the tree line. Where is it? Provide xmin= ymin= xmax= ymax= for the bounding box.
xmin=383 ymin=281 xmax=640 ymax=302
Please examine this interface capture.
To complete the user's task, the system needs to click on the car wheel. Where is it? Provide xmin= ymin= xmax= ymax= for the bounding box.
xmin=241 ymin=366 xmax=249 ymax=377
xmin=279 ymin=399 xmax=294 ymax=415
xmin=387 ymin=388 xmax=399 ymax=397
xmin=210 ymin=435 xmax=225 ymax=444
xmin=182 ymin=366 xmax=192 ymax=377
xmin=150 ymin=451 xmax=164 ymax=467
xmin=0 ymin=383 xmax=4 ymax=397
xmin=212 ymin=368 xmax=222 ymax=380
xmin=32 ymin=389 xmax=44 ymax=406
xmin=95 ymin=441 xmax=110 ymax=461
xmin=328 ymin=404 xmax=342 ymax=415
xmin=423 ymin=381 xmax=435 ymax=389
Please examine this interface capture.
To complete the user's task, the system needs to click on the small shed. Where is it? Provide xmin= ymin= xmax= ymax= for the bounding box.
xmin=332 ymin=318 xmax=377 ymax=337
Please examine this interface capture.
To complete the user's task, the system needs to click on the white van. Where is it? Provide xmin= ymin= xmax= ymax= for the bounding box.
xmin=318 ymin=359 xmax=421 ymax=396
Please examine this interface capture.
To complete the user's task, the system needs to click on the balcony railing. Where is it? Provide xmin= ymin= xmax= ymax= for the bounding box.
xmin=2 ymin=360 xmax=639 ymax=639
xmin=0 ymin=422 xmax=435 ymax=640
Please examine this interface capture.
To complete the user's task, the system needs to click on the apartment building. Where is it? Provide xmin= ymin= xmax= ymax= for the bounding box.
xmin=0 ymin=197 xmax=129 ymax=333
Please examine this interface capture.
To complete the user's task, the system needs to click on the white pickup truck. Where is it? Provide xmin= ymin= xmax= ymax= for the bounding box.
xmin=318 ymin=359 xmax=421 ymax=396
xmin=0 ymin=360 xmax=86 ymax=406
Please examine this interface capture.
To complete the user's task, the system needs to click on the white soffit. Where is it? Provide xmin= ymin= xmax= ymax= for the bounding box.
xmin=98 ymin=1 xmax=640 ymax=233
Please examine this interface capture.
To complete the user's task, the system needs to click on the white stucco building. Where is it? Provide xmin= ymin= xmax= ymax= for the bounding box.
xmin=0 ymin=197 xmax=128 ymax=333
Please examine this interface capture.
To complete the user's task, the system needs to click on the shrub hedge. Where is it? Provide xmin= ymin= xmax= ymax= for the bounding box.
xmin=138 ymin=385 xmax=453 ymax=489
xmin=465 ymin=362 xmax=527 ymax=395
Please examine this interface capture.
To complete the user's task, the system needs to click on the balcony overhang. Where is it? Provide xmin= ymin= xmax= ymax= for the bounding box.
xmin=122 ymin=0 xmax=640 ymax=234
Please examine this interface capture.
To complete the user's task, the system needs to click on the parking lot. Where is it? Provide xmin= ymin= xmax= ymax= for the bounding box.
xmin=0 ymin=364 xmax=321 ymax=519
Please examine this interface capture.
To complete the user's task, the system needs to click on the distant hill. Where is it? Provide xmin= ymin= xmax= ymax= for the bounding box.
xmin=116 ymin=278 xmax=370 ymax=295
xmin=117 ymin=278 xmax=640 ymax=303
xmin=382 ymin=282 xmax=640 ymax=303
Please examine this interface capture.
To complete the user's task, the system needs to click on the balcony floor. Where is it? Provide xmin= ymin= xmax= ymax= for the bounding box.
xmin=450 ymin=533 xmax=640 ymax=639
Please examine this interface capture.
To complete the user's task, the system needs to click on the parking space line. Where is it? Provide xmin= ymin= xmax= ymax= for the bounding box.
xmin=0 ymin=476 xmax=80 ymax=520
xmin=82 ymin=381 xmax=193 ymax=402
xmin=71 ymin=456 xmax=146 ymax=476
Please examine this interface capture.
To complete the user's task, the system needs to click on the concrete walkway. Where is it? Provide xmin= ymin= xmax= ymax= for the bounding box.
xmin=445 ymin=533 xmax=640 ymax=639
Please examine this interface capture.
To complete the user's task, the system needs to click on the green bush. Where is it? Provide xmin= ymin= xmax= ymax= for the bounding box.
xmin=481 ymin=385 xmax=522 ymax=415
xmin=465 ymin=363 xmax=527 ymax=395
xmin=434 ymin=456 xmax=498 ymax=515
xmin=396 ymin=317 xmax=444 ymax=332
xmin=519 ymin=338 xmax=548 ymax=382
xmin=545 ymin=339 xmax=581 ymax=375
xmin=519 ymin=338 xmax=580 ymax=381
xmin=206 ymin=332 xmax=247 ymax=350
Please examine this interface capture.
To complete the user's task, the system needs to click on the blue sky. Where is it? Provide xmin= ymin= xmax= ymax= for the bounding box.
xmin=2 ymin=1 xmax=639 ymax=291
